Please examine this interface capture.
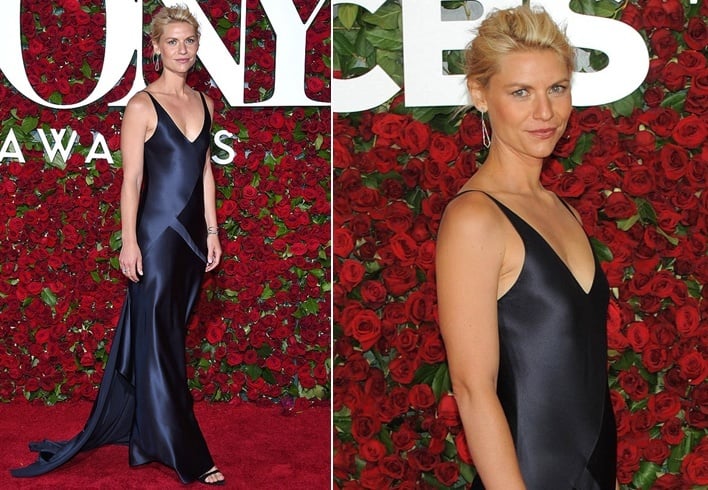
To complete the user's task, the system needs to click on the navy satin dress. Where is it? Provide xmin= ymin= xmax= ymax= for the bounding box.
xmin=455 ymin=191 xmax=617 ymax=490
xmin=12 ymin=92 xmax=215 ymax=483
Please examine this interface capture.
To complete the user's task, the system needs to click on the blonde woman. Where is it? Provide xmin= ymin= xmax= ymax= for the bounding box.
xmin=12 ymin=6 xmax=224 ymax=485
xmin=436 ymin=6 xmax=617 ymax=489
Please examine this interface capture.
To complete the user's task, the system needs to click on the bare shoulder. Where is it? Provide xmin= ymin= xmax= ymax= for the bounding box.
xmin=439 ymin=191 xmax=505 ymax=243
xmin=124 ymin=91 xmax=154 ymax=118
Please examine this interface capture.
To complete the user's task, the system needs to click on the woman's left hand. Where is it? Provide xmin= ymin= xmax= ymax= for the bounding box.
xmin=205 ymin=234 xmax=222 ymax=272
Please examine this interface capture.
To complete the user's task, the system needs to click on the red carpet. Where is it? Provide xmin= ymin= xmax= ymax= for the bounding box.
xmin=0 ymin=400 xmax=330 ymax=489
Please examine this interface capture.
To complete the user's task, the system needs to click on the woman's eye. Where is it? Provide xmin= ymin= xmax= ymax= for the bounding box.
xmin=512 ymin=89 xmax=529 ymax=97
xmin=186 ymin=38 xmax=196 ymax=44
xmin=550 ymin=85 xmax=567 ymax=94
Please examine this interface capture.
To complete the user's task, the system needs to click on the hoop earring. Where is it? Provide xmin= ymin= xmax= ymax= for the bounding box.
xmin=481 ymin=111 xmax=491 ymax=148
xmin=153 ymin=53 xmax=161 ymax=72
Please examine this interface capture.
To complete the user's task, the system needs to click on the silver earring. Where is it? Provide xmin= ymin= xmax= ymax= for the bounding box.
xmin=153 ymin=53 xmax=161 ymax=71
xmin=481 ymin=111 xmax=491 ymax=148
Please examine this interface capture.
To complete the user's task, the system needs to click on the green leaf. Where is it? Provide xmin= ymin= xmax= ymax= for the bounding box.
xmin=361 ymin=3 xmax=401 ymax=30
xmin=568 ymin=132 xmax=594 ymax=166
xmin=610 ymin=88 xmax=643 ymax=118
xmin=337 ymin=4 xmax=359 ymax=30
xmin=443 ymin=50 xmax=465 ymax=75
xmin=631 ymin=461 xmax=660 ymax=490
xmin=109 ymin=230 xmax=122 ymax=251
xmin=616 ymin=214 xmax=639 ymax=231
xmin=21 ymin=117 xmax=38 ymax=133
xmin=375 ymin=49 xmax=404 ymax=85
xmin=635 ymin=198 xmax=657 ymax=225
xmin=364 ymin=27 xmax=402 ymax=51
xmin=431 ymin=363 xmax=450 ymax=400
xmin=459 ymin=462 xmax=476 ymax=483
xmin=40 ymin=287 xmax=57 ymax=307
xmin=590 ymin=237 xmax=613 ymax=262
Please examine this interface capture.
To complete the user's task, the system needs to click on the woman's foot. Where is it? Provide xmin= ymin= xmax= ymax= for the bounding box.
xmin=198 ymin=466 xmax=225 ymax=486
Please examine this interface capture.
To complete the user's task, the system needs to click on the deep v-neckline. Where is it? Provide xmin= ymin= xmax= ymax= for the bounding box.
xmin=456 ymin=190 xmax=598 ymax=295
xmin=146 ymin=91 xmax=206 ymax=144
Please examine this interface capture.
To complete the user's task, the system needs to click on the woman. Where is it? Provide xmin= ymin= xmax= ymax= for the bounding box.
xmin=436 ymin=6 xmax=617 ymax=490
xmin=11 ymin=6 xmax=225 ymax=485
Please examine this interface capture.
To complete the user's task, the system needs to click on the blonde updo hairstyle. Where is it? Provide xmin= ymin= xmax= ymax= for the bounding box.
xmin=465 ymin=5 xmax=574 ymax=89
xmin=150 ymin=4 xmax=200 ymax=48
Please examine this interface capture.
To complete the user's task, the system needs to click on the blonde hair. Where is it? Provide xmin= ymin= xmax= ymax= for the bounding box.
xmin=150 ymin=4 xmax=200 ymax=44
xmin=465 ymin=5 xmax=574 ymax=88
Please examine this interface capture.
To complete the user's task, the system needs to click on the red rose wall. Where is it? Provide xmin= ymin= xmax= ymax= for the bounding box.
xmin=333 ymin=1 xmax=706 ymax=488
xmin=0 ymin=0 xmax=330 ymax=410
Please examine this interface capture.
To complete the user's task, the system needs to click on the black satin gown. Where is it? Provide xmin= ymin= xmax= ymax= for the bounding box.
xmin=454 ymin=191 xmax=616 ymax=490
xmin=12 ymin=91 xmax=215 ymax=483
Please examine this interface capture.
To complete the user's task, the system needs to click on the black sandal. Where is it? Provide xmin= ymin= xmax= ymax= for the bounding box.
xmin=198 ymin=468 xmax=226 ymax=486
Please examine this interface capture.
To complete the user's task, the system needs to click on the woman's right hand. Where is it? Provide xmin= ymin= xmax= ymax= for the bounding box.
xmin=119 ymin=241 xmax=143 ymax=283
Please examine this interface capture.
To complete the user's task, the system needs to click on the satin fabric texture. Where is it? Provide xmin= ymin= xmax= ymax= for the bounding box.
xmin=12 ymin=92 xmax=216 ymax=483
xmin=452 ymin=191 xmax=617 ymax=490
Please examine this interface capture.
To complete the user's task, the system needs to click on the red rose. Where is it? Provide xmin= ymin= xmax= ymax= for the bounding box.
xmin=626 ymin=322 xmax=650 ymax=352
xmin=675 ymin=304 xmax=700 ymax=338
xmin=359 ymin=466 xmax=390 ymax=489
xmin=404 ymin=289 xmax=435 ymax=325
xmin=653 ymin=474 xmax=683 ymax=490
xmin=407 ymin=447 xmax=438 ymax=472
xmin=622 ymin=165 xmax=655 ymax=197
xmin=359 ymin=280 xmax=387 ymax=309
xmin=659 ymin=144 xmax=690 ymax=180
xmin=381 ymin=265 xmax=418 ymax=296
xmin=408 ymin=383 xmax=435 ymax=409
xmin=617 ymin=366 xmax=649 ymax=401
xmin=647 ymin=392 xmax=681 ymax=422
xmin=371 ymin=113 xmax=408 ymax=140
xmin=677 ymin=50 xmax=706 ymax=76
xmin=334 ymin=228 xmax=355 ymax=258
xmin=643 ymin=86 xmax=665 ymax=107
xmin=417 ymin=331 xmax=446 ymax=364
xmin=400 ymin=120 xmax=431 ymax=155
xmin=643 ymin=438 xmax=669 ymax=464
xmin=437 ymin=393 xmax=460 ymax=427
xmin=678 ymin=351 xmax=708 ymax=385
xmin=428 ymin=133 xmax=459 ymax=164
xmin=389 ymin=233 xmax=418 ymax=266
xmin=351 ymin=411 xmax=381 ymax=443
xmin=338 ymin=259 xmax=365 ymax=291
xmin=672 ymin=114 xmax=706 ymax=148
xmin=684 ymin=17 xmax=708 ymax=50
xmin=637 ymin=107 xmax=680 ymax=138
xmin=458 ymin=111 xmax=483 ymax=148
xmin=454 ymin=431 xmax=474 ymax=464
xmin=349 ymin=309 xmax=382 ymax=351
xmin=358 ymin=438 xmax=386 ymax=462
xmin=603 ymin=192 xmax=637 ymax=219
xmin=660 ymin=62 xmax=687 ymax=91
xmin=391 ymin=423 xmax=418 ymax=451
xmin=649 ymin=28 xmax=678 ymax=60
xmin=433 ymin=461 xmax=460 ymax=486
xmin=682 ymin=450 xmax=708 ymax=485
xmin=379 ymin=455 xmax=406 ymax=479
xmin=388 ymin=355 xmax=417 ymax=384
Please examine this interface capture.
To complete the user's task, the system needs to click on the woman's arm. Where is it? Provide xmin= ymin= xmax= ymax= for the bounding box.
xmin=202 ymin=94 xmax=221 ymax=272
xmin=435 ymin=193 xmax=525 ymax=490
xmin=118 ymin=93 xmax=150 ymax=283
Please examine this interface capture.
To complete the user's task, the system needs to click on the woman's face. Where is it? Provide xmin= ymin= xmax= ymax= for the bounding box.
xmin=153 ymin=22 xmax=199 ymax=74
xmin=471 ymin=49 xmax=572 ymax=161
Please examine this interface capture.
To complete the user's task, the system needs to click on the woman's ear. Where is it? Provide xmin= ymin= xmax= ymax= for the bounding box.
xmin=467 ymin=79 xmax=487 ymax=113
